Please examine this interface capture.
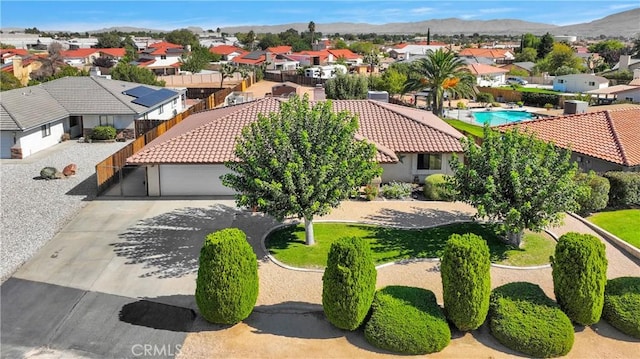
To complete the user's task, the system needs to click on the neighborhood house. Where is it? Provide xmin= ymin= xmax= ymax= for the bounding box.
xmin=126 ymin=97 xmax=466 ymax=196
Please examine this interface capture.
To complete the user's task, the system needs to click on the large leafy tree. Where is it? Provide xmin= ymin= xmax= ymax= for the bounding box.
xmin=222 ymin=95 xmax=381 ymax=245
xmin=515 ymin=47 xmax=537 ymax=63
xmin=181 ymin=44 xmax=214 ymax=73
xmin=450 ymin=125 xmax=578 ymax=247
xmin=589 ymin=39 xmax=627 ymax=67
xmin=110 ymin=63 xmax=165 ymax=86
xmin=1 ymin=71 xmax=22 ymax=91
xmin=537 ymin=32 xmax=554 ymax=59
xmin=165 ymin=28 xmax=198 ymax=47
xmin=96 ymin=31 xmax=122 ymax=48
xmin=403 ymin=49 xmax=475 ymax=117
xmin=537 ymin=43 xmax=584 ymax=75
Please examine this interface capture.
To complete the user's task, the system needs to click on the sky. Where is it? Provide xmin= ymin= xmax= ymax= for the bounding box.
xmin=1 ymin=0 xmax=638 ymax=32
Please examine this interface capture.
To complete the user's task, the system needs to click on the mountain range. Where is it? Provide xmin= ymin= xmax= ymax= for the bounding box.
xmin=2 ymin=8 xmax=638 ymax=38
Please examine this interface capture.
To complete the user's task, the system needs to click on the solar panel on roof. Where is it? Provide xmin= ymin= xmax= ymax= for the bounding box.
xmin=132 ymin=88 xmax=177 ymax=107
xmin=123 ymin=86 xmax=155 ymax=98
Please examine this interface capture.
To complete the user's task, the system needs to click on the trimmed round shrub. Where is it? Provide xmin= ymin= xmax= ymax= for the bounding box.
xmin=602 ymin=277 xmax=640 ymax=338
xmin=195 ymin=228 xmax=258 ymax=324
xmin=551 ymin=232 xmax=608 ymax=325
xmin=40 ymin=167 xmax=58 ymax=179
xmin=441 ymin=233 xmax=491 ymax=331
xmin=489 ymin=282 xmax=574 ymax=357
xmin=574 ymin=171 xmax=610 ymax=215
xmin=91 ymin=125 xmax=117 ymax=140
xmin=423 ymin=174 xmax=453 ymax=201
xmin=322 ymin=236 xmax=377 ymax=330
xmin=365 ymin=286 xmax=450 ymax=354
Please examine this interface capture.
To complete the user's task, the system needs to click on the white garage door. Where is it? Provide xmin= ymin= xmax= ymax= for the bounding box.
xmin=159 ymin=164 xmax=236 ymax=196
xmin=1 ymin=131 xmax=16 ymax=159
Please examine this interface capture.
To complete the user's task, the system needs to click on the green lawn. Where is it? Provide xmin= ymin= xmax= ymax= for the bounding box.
xmin=496 ymin=86 xmax=560 ymax=95
xmin=267 ymin=222 xmax=555 ymax=268
xmin=588 ymin=209 xmax=640 ymax=249
xmin=443 ymin=119 xmax=485 ymax=139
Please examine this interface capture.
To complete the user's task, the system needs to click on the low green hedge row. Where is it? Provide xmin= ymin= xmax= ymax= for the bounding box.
xmin=603 ymin=171 xmax=640 ymax=207
xmin=602 ymin=277 xmax=640 ymax=338
xmin=489 ymin=282 xmax=574 ymax=358
xmin=364 ymin=286 xmax=450 ymax=355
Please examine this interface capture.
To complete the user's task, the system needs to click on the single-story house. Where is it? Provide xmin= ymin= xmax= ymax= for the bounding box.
xmin=466 ymin=63 xmax=509 ymax=87
xmin=209 ymin=45 xmax=247 ymax=61
xmin=61 ymin=48 xmax=100 ymax=67
xmin=500 ymin=61 xmax=536 ymax=76
xmin=499 ymin=108 xmax=640 ymax=172
xmin=586 ymin=84 xmax=640 ymax=104
xmin=458 ymin=48 xmax=515 ymax=64
xmin=553 ymin=74 xmax=609 ymax=93
xmin=126 ymin=97 xmax=466 ymax=196
xmin=0 ymin=76 xmax=186 ymax=159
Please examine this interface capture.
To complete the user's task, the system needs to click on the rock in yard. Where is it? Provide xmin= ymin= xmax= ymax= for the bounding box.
xmin=63 ymin=163 xmax=78 ymax=176
xmin=40 ymin=167 xmax=58 ymax=180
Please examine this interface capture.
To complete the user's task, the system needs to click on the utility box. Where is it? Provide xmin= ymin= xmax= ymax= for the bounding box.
xmin=367 ymin=91 xmax=389 ymax=103
xmin=564 ymin=100 xmax=588 ymax=115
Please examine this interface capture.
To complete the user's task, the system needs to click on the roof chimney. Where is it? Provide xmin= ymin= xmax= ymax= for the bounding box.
xmin=313 ymin=84 xmax=326 ymax=101
xmin=89 ymin=66 xmax=101 ymax=77
xmin=619 ymin=55 xmax=631 ymax=71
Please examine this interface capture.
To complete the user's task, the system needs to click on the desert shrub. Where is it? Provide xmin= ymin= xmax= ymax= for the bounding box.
xmin=551 ymin=232 xmax=607 ymax=325
xmin=423 ymin=174 xmax=453 ymax=201
xmin=603 ymin=171 xmax=640 ymax=207
xmin=91 ymin=125 xmax=116 ymax=140
xmin=489 ymin=282 xmax=574 ymax=357
xmin=602 ymin=277 xmax=640 ymax=338
xmin=322 ymin=236 xmax=377 ymax=330
xmin=61 ymin=133 xmax=71 ymax=141
xmin=40 ymin=167 xmax=58 ymax=180
xmin=574 ymin=171 xmax=610 ymax=215
xmin=363 ymin=184 xmax=378 ymax=201
xmin=441 ymin=233 xmax=491 ymax=331
xmin=380 ymin=181 xmax=412 ymax=199
xmin=476 ymin=92 xmax=494 ymax=106
xmin=195 ymin=228 xmax=258 ymax=324
xmin=365 ymin=286 xmax=450 ymax=354
xmin=456 ymin=101 xmax=467 ymax=109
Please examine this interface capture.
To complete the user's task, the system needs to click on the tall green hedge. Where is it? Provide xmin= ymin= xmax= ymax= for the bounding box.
xmin=489 ymin=282 xmax=574 ymax=357
xmin=602 ymin=277 xmax=640 ymax=338
xmin=195 ymin=228 xmax=258 ymax=324
xmin=522 ymin=92 xmax=559 ymax=107
xmin=574 ymin=171 xmax=610 ymax=215
xmin=322 ymin=236 xmax=377 ymax=330
xmin=603 ymin=171 xmax=640 ymax=207
xmin=441 ymin=233 xmax=491 ymax=331
xmin=364 ymin=286 xmax=450 ymax=354
xmin=551 ymin=232 xmax=608 ymax=325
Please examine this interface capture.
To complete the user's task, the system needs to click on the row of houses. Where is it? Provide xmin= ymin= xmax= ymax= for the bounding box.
xmin=0 ymin=76 xmax=186 ymax=159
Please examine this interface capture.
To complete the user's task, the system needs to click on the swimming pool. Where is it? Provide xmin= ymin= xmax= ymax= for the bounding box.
xmin=473 ymin=110 xmax=534 ymax=126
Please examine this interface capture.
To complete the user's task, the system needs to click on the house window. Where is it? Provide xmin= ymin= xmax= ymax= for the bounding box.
xmin=159 ymin=104 xmax=164 ymax=114
xmin=625 ymin=97 xmax=633 ymax=101
xmin=558 ymin=79 xmax=565 ymax=84
xmin=417 ymin=153 xmax=442 ymax=170
xmin=161 ymin=55 xmax=167 ymax=60
xmin=99 ymin=115 xmax=114 ymax=126
xmin=41 ymin=124 xmax=51 ymax=137
xmin=172 ymin=98 xmax=177 ymax=109
xmin=588 ymin=81 xmax=595 ymax=86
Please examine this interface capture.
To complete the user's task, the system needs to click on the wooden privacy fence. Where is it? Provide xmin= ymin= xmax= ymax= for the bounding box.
xmin=477 ymin=87 xmax=523 ymax=103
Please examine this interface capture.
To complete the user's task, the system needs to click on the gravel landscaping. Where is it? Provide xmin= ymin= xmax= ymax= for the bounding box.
xmin=0 ymin=140 xmax=128 ymax=281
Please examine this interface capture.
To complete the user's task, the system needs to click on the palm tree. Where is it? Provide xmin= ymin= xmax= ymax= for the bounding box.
xmin=404 ymin=49 xmax=475 ymax=117
xmin=308 ymin=21 xmax=316 ymax=46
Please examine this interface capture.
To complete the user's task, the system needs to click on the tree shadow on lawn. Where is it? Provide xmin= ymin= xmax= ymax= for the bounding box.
xmin=112 ymin=204 xmax=278 ymax=278
xmin=364 ymin=206 xmax=474 ymax=228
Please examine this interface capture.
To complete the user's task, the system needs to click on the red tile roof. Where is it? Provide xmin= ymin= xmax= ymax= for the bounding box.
xmin=127 ymin=98 xmax=465 ymax=165
xmin=499 ymin=109 xmax=640 ymax=167
xmin=0 ymin=49 xmax=29 ymax=56
xmin=266 ymin=46 xmax=292 ymax=54
xmin=466 ymin=63 xmax=508 ymax=75
xmin=61 ymin=48 xmax=99 ymax=58
xmin=328 ymin=49 xmax=361 ymax=60
xmin=99 ymin=48 xmax=126 ymax=57
xmin=145 ymin=41 xmax=183 ymax=55
xmin=458 ymin=48 xmax=512 ymax=59
xmin=231 ymin=54 xmax=265 ymax=65
xmin=209 ymin=45 xmax=245 ymax=55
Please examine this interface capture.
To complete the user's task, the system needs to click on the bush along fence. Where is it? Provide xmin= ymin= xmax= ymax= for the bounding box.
xmin=95 ymin=78 xmax=253 ymax=195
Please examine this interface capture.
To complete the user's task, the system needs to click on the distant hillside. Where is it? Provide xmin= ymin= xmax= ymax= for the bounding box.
xmin=555 ymin=8 xmax=640 ymax=38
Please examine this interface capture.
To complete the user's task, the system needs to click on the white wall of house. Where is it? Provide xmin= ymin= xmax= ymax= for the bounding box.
xmin=83 ymin=114 xmax=136 ymax=130
xmin=15 ymin=120 xmax=65 ymax=158
xmin=146 ymin=165 xmax=161 ymax=196
xmin=139 ymin=97 xmax=185 ymax=120
xmin=553 ymin=76 xmax=608 ymax=93
xmin=153 ymin=164 xmax=235 ymax=196
xmin=476 ymin=73 xmax=506 ymax=87
xmin=380 ymin=153 xmax=459 ymax=184
xmin=616 ymin=87 xmax=640 ymax=103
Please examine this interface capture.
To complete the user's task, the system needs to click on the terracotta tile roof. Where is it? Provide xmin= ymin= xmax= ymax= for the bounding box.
xmin=266 ymin=46 xmax=292 ymax=54
xmin=466 ymin=63 xmax=509 ymax=75
xmin=61 ymin=48 xmax=99 ymax=58
xmin=144 ymin=41 xmax=183 ymax=56
xmin=209 ymin=45 xmax=245 ymax=55
xmin=99 ymin=48 xmax=126 ymax=57
xmin=458 ymin=48 xmax=512 ymax=59
xmin=498 ymin=108 xmax=640 ymax=167
xmin=127 ymin=98 xmax=465 ymax=165
xmin=328 ymin=49 xmax=361 ymax=60
xmin=0 ymin=49 xmax=29 ymax=56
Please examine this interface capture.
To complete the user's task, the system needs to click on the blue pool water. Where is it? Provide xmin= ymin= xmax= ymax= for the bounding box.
xmin=473 ymin=110 xmax=534 ymax=126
